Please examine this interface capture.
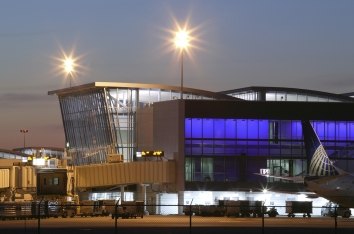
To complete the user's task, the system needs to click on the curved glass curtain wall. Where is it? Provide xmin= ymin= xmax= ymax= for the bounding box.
xmin=185 ymin=118 xmax=354 ymax=183
xmin=60 ymin=91 xmax=115 ymax=165
xmin=61 ymin=87 xmax=215 ymax=166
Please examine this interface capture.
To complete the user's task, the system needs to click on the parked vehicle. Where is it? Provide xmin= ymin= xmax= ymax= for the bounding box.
xmin=321 ymin=202 xmax=351 ymax=218
xmin=224 ymin=200 xmax=264 ymax=217
xmin=60 ymin=201 xmax=77 ymax=218
xmin=111 ymin=201 xmax=144 ymax=219
xmin=78 ymin=200 xmax=111 ymax=217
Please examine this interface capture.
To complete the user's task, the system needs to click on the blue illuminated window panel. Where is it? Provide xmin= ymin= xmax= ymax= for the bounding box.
xmin=237 ymin=120 xmax=247 ymax=138
xmin=247 ymin=120 xmax=258 ymax=139
xmin=224 ymin=141 xmax=237 ymax=154
xmin=202 ymin=140 xmax=213 ymax=155
xmin=225 ymin=119 xmax=237 ymax=138
xmin=258 ymin=120 xmax=269 ymax=139
xmin=191 ymin=119 xmax=202 ymax=138
xmin=191 ymin=140 xmax=202 ymax=155
xmin=214 ymin=119 xmax=225 ymax=138
xmin=203 ymin=119 xmax=214 ymax=138
xmin=326 ymin=122 xmax=336 ymax=140
xmin=337 ymin=122 xmax=347 ymax=140
xmin=280 ymin=121 xmax=292 ymax=139
xmin=314 ymin=121 xmax=325 ymax=139
xmin=214 ymin=140 xmax=225 ymax=154
xmin=185 ymin=119 xmax=192 ymax=138
xmin=185 ymin=118 xmax=354 ymax=157
xmin=291 ymin=121 xmax=302 ymax=140
xmin=349 ymin=123 xmax=354 ymax=140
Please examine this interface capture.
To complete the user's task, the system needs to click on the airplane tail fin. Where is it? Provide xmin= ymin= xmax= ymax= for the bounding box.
xmin=301 ymin=120 xmax=340 ymax=176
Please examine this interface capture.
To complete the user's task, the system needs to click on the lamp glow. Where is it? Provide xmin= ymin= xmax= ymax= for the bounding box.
xmin=174 ymin=30 xmax=190 ymax=49
xmin=64 ymin=58 xmax=74 ymax=75
xmin=61 ymin=54 xmax=78 ymax=87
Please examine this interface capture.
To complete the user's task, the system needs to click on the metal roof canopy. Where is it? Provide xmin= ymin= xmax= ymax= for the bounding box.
xmin=48 ymin=82 xmax=238 ymax=100
xmin=219 ymin=86 xmax=354 ymax=102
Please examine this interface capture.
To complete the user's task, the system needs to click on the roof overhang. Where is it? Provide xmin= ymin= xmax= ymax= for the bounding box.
xmin=48 ymin=81 xmax=239 ymax=100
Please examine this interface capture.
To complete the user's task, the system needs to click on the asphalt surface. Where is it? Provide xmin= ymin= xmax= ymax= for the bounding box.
xmin=1 ymin=215 xmax=354 ymax=234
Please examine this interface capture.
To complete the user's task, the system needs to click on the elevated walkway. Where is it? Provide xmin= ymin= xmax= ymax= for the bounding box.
xmin=75 ymin=161 xmax=175 ymax=189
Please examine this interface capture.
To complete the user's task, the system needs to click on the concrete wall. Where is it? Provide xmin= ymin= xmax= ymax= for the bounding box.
xmin=136 ymin=105 xmax=154 ymax=151
xmin=153 ymin=100 xmax=185 ymax=192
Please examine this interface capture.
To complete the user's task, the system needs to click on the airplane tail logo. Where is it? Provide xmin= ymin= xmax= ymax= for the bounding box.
xmin=301 ymin=120 xmax=340 ymax=176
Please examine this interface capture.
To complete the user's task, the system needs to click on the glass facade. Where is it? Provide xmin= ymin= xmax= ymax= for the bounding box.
xmin=265 ymin=92 xmax=338 ymax=102
xmin=60 ymin=90 xmax=115 ymax=165
xmin=59 ymin=87 xmax=216 ymax=166
xmin=185 ymin=118 xmax=354 ymax=183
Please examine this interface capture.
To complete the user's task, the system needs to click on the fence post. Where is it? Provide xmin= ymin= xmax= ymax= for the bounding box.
xmin=114 ymin=198 xmax=120 ymax=234
xmin=334 ymin=206 xmax=337 ymax=234
xmin=37 ymin=200 xmax=41 ymax=234
xmin=262 ymin=202 xmax=265 ymax=234
xmin=189 ymin=199 xmax=193 ymax=234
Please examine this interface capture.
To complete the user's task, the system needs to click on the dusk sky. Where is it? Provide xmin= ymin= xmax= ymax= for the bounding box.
xmin=1 ymin=0 xmax=354 ymax=150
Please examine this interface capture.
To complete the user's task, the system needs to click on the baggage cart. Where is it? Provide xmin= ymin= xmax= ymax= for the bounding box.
xmin=286 ymin=201 xmax=312 ymax=217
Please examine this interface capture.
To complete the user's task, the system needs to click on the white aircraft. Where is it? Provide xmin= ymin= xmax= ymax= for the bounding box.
xmin=301 ymin=120 xmax=354 ymax=209
xmin=259 ymin=120 xmax=354 ymax=209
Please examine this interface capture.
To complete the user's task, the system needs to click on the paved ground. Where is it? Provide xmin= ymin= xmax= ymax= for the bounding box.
xmin=1 ymin=215 xmax=354 ymax=234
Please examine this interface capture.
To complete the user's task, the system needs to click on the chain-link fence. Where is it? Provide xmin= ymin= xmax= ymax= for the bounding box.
xmin=1 ymin=201 xmax=354 ymax=234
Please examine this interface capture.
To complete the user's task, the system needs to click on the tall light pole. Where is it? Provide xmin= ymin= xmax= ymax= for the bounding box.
xmin=20 ymin=129 xmax=29 ymax=148
xmin=174 ymin=29 xmax=190 ymax=99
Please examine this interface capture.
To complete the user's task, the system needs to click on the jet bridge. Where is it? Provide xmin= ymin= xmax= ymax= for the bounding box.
xmin=74 ymin=161 xmax=176 ymax=189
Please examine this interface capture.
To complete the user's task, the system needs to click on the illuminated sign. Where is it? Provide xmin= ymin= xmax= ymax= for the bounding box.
xmin=260 ymin=168 xmax=270 ymax=176
xmin=141 ymin=150 xmax=164 ymax=157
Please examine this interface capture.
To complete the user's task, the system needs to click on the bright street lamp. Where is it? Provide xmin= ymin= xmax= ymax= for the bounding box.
xmin=174 ymin=29 xmax=190 ymax=99
xmin=63 ymin=57 xmax=75 ymax=88
xmin=20 ymin=129 xmax=29 ymax=148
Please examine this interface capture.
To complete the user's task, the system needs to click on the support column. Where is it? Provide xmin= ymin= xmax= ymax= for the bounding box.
xmin=156 ymin=193 xmax=161 ymax=215
xmin=138 ymin=184 xmax=149 ymax=212
xmin=178 ymin=191 xmax=184 ymax=215
xmin=120 ymin=186 xmax=125 ymax=201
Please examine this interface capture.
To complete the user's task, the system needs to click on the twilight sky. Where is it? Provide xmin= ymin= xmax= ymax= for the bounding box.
xmin=1 ymin=0 xmax=354 ymax=150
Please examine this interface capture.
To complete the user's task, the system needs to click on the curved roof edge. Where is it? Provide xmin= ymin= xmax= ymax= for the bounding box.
xmin=48 ymin=82 xmax=239 ymax=101
xmin=12 ymin=147 xmax=64 ymax=152
xmin=219 ymin=86 xmax=354 ymax=102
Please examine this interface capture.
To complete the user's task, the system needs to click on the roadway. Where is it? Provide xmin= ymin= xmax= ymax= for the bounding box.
xmin=1 ymin=215 xmax=354 ymax=234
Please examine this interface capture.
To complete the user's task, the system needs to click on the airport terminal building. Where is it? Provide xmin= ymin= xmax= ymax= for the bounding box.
xmin=48 ymin=82 xmax=354 ymax=214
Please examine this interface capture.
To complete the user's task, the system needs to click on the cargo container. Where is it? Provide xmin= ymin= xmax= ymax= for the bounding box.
xmin=286 ymin=201 xmax=312 ymax=217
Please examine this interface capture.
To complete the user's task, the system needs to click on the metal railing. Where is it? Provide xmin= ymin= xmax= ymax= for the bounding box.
xmin=1 ymin=201 xmax=354 ymax=234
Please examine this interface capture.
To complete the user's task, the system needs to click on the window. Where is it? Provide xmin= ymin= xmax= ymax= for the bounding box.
xmin=269 ymin=121 xmax=279 ymax=144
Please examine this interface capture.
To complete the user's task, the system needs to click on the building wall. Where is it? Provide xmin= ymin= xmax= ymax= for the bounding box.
xmin=136 ymin=105 xmax=154 ymax=151
xmin=153 ymin=100 xmax=185 ymax=192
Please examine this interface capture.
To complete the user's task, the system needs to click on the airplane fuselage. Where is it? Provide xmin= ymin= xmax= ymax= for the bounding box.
xmin=304 ymin=174 xmax=354 ymax=208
